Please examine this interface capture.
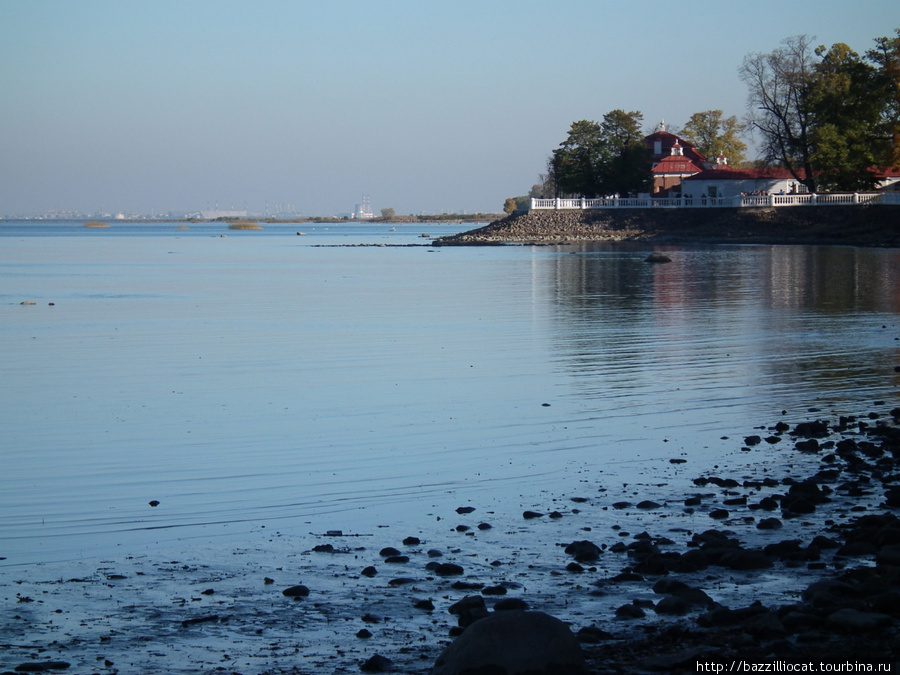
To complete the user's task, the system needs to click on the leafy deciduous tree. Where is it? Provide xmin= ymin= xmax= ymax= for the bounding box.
xmin=740 ymin=34 xmax=818 ymax=192
xmin=808 ymin=42 xmax=888 ymax=191
xmin=867 ymin=28 xmax=900 ymax=168
xmin=549 ymin=110 xmax=650 ymax=197
xmin=679 ymin=110 xmax=748 ymax=167
xmin=599 ymin=110 xmax=651 ymax=196
xmin=550 ymin=120 xmax=605 ymax=197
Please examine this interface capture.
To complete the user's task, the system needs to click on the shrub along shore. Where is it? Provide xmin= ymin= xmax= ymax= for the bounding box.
xmin=433 ymin=204 xmax=900 ymax=248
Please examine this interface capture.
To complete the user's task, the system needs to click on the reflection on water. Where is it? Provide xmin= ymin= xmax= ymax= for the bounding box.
xmin=544 ymin=245 xmax=900 ymax=411
xmin=1 ymin=228 xmax=898 ymax=565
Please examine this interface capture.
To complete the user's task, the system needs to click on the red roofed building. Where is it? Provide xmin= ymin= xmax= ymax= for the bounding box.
xmin=872 ymin=166 xmax=900 ymax=191
xmin=644 ymin=122 xmax=707 ymax=195
xmin=637 ymin=120 xmax=900 ymax=200
xmin=681 ymin=167 xmax=808 ymax=199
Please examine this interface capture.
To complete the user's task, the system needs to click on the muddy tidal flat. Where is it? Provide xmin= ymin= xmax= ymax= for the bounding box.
xmin=5 ymin=404 xmax=900 ymax=674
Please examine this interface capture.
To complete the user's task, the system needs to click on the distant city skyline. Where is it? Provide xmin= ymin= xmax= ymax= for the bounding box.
xmin=1 ymin=0 xmax=897 ymax=217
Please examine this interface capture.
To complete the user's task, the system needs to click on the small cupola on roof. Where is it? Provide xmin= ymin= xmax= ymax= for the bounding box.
xmin=716 ymin=154 xmax=728 ymax=169
xmin=671 ymin=141 xmax=684 ymax=156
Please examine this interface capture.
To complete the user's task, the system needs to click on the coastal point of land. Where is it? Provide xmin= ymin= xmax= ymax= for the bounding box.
xmin=434 ymin=204 xmax=900 ymax=247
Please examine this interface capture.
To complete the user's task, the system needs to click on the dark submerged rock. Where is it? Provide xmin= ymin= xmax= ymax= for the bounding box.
xmin=757 ymin=517 xmax=783 ymax=530
xmin=493 ymin=597 xmax=529 ymax=611
xmin=826 ymin=608 xmax=892 ymax=632
xmin=564 ymin=540 xmax=602 ymax=562
xmin=654 ymin=595 xmax=692 ymax=615
xmin=433 ymin=562 xmax=464 ymax=576
xmin=281 ymin=585 xmax=310 ymax=598
xmin=361 ymin=653 xmax=393 ymax=672
xmin=576 ymin=624 xmax=613 ymax=644
xmin=448 ymin=595 xmax=489 ymax=628
xmin=430 ymin=610 xmax=587 ymax=675
xmin=615 ymin=603 xmax=646 ymax=619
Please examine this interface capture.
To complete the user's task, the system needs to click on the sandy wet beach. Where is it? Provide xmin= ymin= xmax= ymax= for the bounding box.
xmin=4 ymin=401 xmax=900 ymax=674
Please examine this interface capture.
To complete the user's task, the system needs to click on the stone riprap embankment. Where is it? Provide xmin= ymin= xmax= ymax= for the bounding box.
xmin=434 ymin=204 xmax=900 ymax=247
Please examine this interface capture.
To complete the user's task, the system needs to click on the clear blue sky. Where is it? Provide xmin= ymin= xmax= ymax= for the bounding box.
xmin=1 ymin=0 xmax=897 ymax=217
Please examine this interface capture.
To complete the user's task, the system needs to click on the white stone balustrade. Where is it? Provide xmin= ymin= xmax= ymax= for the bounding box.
xmin=531 ymin=192 xmax=900 ymax=210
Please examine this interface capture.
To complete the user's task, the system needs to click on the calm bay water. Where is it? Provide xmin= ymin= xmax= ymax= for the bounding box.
xmin=1 ymin=221 xmax=899 ymax=566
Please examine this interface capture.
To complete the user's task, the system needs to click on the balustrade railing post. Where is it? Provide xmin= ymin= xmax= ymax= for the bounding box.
xmin=555 ymin=198 xmax=560 ymax=210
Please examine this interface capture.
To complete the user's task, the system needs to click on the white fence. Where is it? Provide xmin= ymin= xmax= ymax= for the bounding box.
xmin=531 ymin=192 xmax=900 ymax=210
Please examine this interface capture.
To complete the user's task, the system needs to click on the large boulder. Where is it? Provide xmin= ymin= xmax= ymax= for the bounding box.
xmin=430 ymin=610 xmax=586 ymax=675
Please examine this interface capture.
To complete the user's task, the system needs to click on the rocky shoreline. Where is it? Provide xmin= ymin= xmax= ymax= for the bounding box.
xmin=433 ymin=205 xmax=900 ymax=248
xmin=4 ymin=402 xmax=900 ymax=674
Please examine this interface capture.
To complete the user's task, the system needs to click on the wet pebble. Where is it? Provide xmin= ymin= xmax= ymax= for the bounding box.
xmin=432 ymin=562 xmax=464 ymax=576
xmin=615 ymin=603 xmax=645 ymax=619
xmin=757 ymin=517 xmax=783 ymax=530
xmin=282 ymin=585 xmax=310 ymax=598
xmin=360 ymin=654 xmax=393 ymax=672
xmin=564 ymin=540 xmax=602 ymax=562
